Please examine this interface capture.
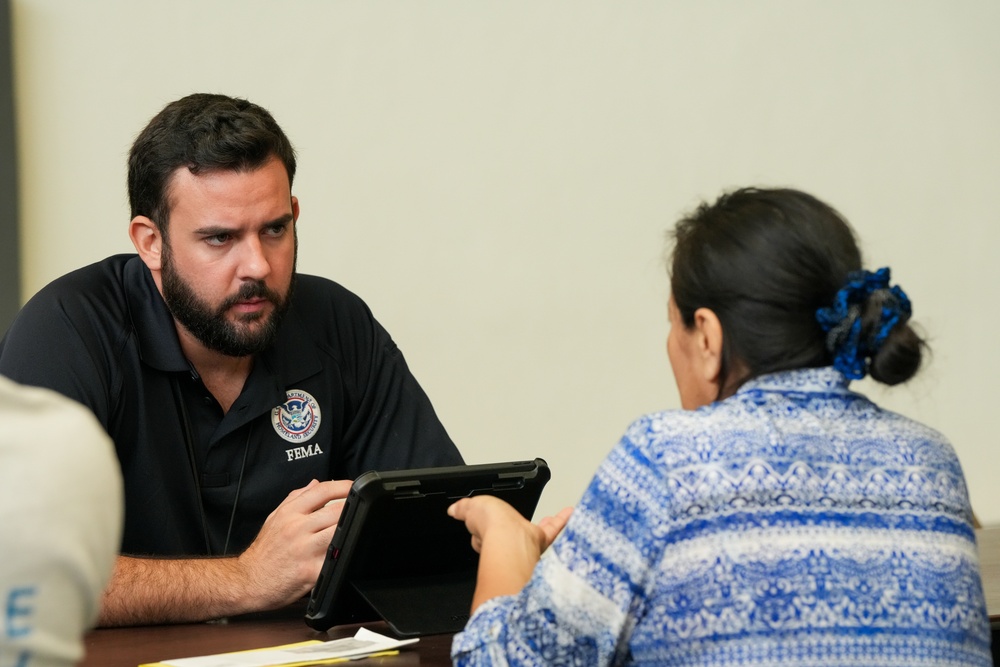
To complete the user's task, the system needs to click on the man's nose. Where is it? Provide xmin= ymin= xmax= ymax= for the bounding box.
xmin=238 ymin=237 xmax=271 ymax=280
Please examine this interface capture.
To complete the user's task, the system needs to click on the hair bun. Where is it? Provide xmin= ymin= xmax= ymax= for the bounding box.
xmin=868 ymin=322 xmax=925 ymax=385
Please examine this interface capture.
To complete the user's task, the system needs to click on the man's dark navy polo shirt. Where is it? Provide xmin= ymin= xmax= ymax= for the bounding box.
xmin=0 ymin=254 xmax=462 ymax=556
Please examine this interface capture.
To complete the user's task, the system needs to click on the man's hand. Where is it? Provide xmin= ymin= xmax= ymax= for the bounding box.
xmin=236 ymin=479 xmax=353 ymax=609
xmin=448 ymin=496 xmax=573 ymax=611
xmin=98 ymin=478 xmax=352 ymax=626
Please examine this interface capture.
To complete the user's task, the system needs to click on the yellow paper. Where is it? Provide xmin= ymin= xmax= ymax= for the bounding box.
xmin=139 ymin=640 xmax=320 ymax=667
xmin=138 ymin=626 xmax=407 ymax=667
xmin=139 ymin=640 xmax=401 ymax=667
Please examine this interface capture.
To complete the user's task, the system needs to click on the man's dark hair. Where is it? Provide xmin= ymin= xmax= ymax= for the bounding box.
xmin=128 ymin=93 xmax=296 ymax=232
xmin=670 ymin=187 xmax=925 ymax=396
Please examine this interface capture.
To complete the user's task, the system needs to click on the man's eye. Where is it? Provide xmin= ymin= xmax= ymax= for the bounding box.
xmin=264 ymin=224 xmax=287 ymax=237
xmin=206 ymin=234 xmax=230 ymax=246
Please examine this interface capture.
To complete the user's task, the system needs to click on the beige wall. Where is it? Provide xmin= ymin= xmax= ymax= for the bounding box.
xmin=12 ymin=1 xmax=1000 ymax=523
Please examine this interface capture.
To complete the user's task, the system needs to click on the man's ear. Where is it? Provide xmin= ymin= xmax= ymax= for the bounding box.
xmin=129 ymin=216 xmax=163 ymax=271
xmin=692 ymin=307 xmax=723 ymax=386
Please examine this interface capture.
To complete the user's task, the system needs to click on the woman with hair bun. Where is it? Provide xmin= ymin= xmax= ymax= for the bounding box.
xmin=449 ymin=187 xmax=990 ymax=666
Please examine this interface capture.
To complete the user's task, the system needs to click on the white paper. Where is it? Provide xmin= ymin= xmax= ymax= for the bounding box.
xmin=158 ymin=627 xmax=419 ymax=667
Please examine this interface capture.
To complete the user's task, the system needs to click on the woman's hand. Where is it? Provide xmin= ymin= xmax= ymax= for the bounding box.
xmin=448 ymin=496 xmax=573 ymax=610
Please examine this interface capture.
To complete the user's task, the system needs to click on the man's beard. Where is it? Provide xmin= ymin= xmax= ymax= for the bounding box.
xmin=161 ymin=246 xmax=295 ymax=358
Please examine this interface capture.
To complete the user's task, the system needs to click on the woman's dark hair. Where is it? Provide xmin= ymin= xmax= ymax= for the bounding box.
xmin=669 ymin=187 xmax=925 ymax=397
xmin=127 ymin=93 xmax=297 ymax=233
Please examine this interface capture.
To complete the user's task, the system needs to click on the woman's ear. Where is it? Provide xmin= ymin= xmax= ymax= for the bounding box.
xmin=129 ymin=216 xmax=163 ymax=271
xmin=692 ymin=307 xmax=723 ymax=386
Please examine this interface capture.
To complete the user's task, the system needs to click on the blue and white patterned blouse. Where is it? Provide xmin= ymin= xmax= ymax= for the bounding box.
xmin=452 ymin=367 xmax=991 ymax=666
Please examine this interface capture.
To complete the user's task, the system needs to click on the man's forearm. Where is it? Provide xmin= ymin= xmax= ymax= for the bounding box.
xmin=99 ymin=481 xmax=349 ymax=626
xmin=98 ymin=554 xmax=264 ymax=626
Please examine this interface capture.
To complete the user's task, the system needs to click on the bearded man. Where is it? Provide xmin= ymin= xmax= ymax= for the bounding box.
xmin=0 ymin=93 xmax=462 ymax=626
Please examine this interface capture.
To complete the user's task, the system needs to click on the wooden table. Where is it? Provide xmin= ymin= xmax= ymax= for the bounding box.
xmin=81 ymin=609 xmax=453 ymax=667
xmin=82 ymin=530 xmax=999 ymax=666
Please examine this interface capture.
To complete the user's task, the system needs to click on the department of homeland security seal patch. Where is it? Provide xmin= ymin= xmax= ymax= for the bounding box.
xmin=271 ymin=390 xmax=321 ymax=443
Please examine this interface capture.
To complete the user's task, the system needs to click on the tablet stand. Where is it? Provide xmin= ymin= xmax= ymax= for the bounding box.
xmin=353 ymin=571 xmax=477 ymax=637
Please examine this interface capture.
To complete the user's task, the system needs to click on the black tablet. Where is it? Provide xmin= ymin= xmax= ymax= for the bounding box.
xmin=304 ymin=458 xmax=550 ymax=636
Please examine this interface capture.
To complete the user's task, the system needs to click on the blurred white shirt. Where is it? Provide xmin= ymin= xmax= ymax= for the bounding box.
xmin=0 ymin=376 xmax=123 ymax=667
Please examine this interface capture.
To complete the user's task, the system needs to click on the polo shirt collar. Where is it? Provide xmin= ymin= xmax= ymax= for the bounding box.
xmin=257 ymin=305 xmax=324 ymax=386
xmin=236 ymin=306 xmax=324 ymax=415
xmin=124 ymin=256 xmax=190 ymax=373
xmin=211 ymin=301 xmax=324 ymax=437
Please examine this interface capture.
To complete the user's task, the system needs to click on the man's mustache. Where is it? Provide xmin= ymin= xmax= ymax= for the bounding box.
xmin=218 ymin=281 xmax=283 ymax=313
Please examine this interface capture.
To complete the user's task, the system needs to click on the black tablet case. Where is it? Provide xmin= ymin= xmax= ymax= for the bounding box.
xmin=305 ymin=459 xmax=550 ymax=636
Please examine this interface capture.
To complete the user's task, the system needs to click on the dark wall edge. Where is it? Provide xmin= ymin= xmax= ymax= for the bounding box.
xmin=0 ymin=0 xmax=20 ymax=334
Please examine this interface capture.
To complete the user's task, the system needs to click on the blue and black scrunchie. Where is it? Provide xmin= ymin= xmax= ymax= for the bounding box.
xmin=815 ymin=267 xmax=912 ymax=380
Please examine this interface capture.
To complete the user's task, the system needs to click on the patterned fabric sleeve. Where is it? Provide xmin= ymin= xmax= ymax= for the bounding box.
xmin=452 ymin=422 xmax=664 ymax=666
